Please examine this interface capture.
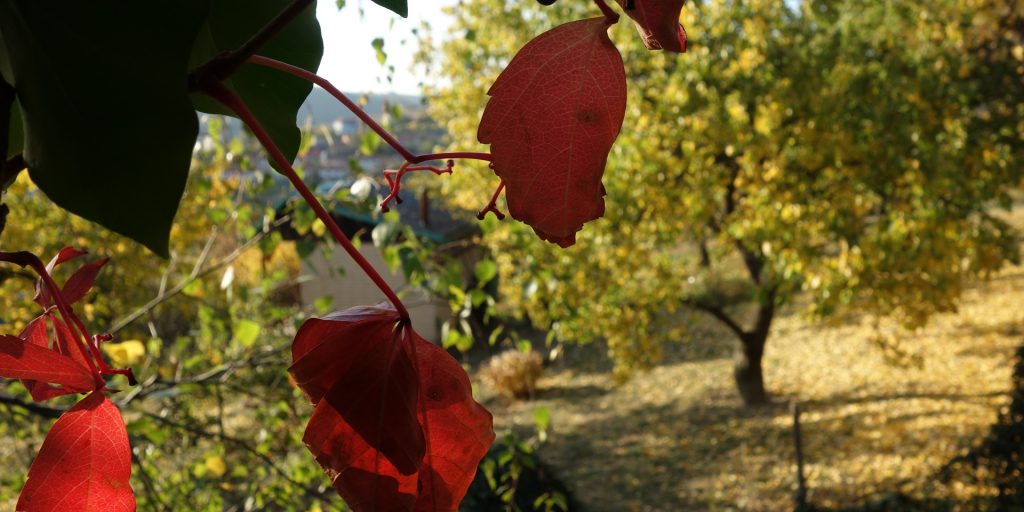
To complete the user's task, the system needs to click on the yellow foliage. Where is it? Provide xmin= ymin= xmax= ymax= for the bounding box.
xmin=101 ymin=340 xmax=146 ymax=367
xmin=204 ymin=455 xmax=227 ymax=478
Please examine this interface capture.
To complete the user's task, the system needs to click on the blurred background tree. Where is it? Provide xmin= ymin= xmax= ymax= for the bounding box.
xmin=420 ymin=0 xmax=1024 ymax=405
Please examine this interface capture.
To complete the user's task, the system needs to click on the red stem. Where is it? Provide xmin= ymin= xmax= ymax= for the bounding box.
xmin=0 ymin=251 xmax=103 ymax=386
xmin=249 ymin=55 xmax=418 ymax=162
xmin=247 ymin=56 xmax=494 ymax=166
xmin=593 ymin=0 xmax=620 ymax=23
xmin=413 ymin=152 xmax=492 ymax=164
xmin=477 ymin=181 xmax=507 ymax=220
xmin=200 ymin=81 xmax=410 ymax=320
xmin=380 ymin=162 xmax=453 ymax=211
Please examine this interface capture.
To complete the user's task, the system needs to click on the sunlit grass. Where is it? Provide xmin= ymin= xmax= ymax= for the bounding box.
xmin=479 ymin=266 xmax=1024 ymax=510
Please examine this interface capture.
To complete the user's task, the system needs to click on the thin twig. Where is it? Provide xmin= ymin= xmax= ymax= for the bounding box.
xmin=131 ymin=449 xmax=169 ymax=512
xmin=0 ymin=392 xmax=63 ymax=418
xmin=118 ymin=343 xmax=289 ymax=407
xmin=108 ymin=217 xmax=288 ymax=334
xmin=140 ymin=411 xmax=334 ymax=502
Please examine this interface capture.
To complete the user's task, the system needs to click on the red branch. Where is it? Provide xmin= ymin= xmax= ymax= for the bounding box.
xmin=594 ymin=0 xmax=620 ymax=23
xmin=247 ymin=56 xmax=493 ymax=165
xmin=200 ymin=80 xmax=411 ymax=320
xmin=380 ymin=161 xmax=454 ymax=212
xmin=477 ymin=181 xmax=507 ymax=220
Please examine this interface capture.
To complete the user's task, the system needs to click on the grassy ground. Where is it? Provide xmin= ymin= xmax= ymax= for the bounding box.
xmin=476 ymin=267 xmax=1024 ymax=511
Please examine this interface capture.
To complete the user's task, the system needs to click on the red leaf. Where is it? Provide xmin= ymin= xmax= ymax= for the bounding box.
xmin=17 ymin=392 xmax=134 ymax=512
xmin=19 ymin=315 xmax=51 ymax=349
xmin=478 ymin=17 xmax=627 ymax=247
xmin=17 ymin=316 xmax=81 ymax=402
xmin=50 ymin=314 xmax=93 ymax=370
xmin=45 ymin=247 xmax=88 ymax=271
xmin=14 ymin=313 xmax=92 ymax=400
xmin=33 ymin=247 xmax=88 ymax=307
xmin=406 ymin=328 xmax=495 ymax=511
xmin=33 ymin=247 xmax=106 ymax=307
xmin=616 ymin=0 xmax=688 ymax=53
xmin=61 ymin=257 xmax=109 ymax=305
xmin=291 ymin=305 xmax=494 ymax=511
xmin=0 ymin=334 xmax=94 ymax=393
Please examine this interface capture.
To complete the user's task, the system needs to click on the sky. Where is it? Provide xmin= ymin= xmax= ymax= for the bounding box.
xmin=315 ymin=0 xmax=457 ymax=95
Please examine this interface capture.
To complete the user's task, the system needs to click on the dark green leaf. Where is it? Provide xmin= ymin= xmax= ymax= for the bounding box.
xmin=0 ymin=0 xmax=209 ymax=256
xmin=370 ymin=0 xmax=407 ymax=17
xmin=0 ymin=39 xmax=15 ymax=161
xmin=191 ymin=0 xmax=323 ymax=167
xmin=5 ymin=101 xmax=21 ymax=160
xmin=295 ymin=238 xmax=317 ymax=259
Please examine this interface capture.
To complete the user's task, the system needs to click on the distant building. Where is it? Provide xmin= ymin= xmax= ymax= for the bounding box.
xmin=286 ymin=183 xmax=480 ymax=343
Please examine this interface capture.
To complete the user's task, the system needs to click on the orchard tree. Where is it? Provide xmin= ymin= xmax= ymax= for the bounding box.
xmin=423 ymin=0 xmax=1024 ymax=405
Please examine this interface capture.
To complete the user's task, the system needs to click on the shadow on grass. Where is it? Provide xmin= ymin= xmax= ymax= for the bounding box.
xmin=529 ymin=385 xmax=1007 ymax=511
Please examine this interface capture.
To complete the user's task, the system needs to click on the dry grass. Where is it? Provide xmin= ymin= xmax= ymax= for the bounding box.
xmin=476 ymin=268 xmax=1024 ymax=511
xmin=479 ymin=349 xmax=545 ymax=399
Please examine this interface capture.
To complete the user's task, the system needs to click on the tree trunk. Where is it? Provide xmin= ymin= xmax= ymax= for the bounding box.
xmin=734 ymin=331 xmax=768 ymax=406
xmin=734 ymin=299 xmax=774 ymax=406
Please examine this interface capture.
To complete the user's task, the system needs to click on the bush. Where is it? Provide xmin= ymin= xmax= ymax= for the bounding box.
xmin=480 ymin=350 xmax=543 ymax=400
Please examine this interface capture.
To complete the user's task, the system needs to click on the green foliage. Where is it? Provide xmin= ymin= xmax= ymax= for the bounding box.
xmin=424 ymin=0 xmax=1024 ymax=378
xmin=369 ymin=0 xmax=408 ymax=18
xmin=0 ymin=0 xmax=322 ymax=256
xmin=191 ymin=0 xmax=324 ymax=169
xmin=0 ymin=0 xmax=208 ymax=256
xmin=474 ymin=431 xmax=569 ymax=512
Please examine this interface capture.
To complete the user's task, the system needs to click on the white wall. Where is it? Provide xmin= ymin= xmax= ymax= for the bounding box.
xmin=298 ymin=244 xmax=446 ymax=342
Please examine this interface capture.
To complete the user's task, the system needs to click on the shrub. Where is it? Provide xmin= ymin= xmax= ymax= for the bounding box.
xmin=480 ymin=350 xmax=544 ymax=400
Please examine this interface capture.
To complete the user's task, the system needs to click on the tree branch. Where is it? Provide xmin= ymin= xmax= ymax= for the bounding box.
xmin=0 ymin=392 xmax=64 ymax=419
xmin=140 ymin=411 xmax=335 ymax=503
xmin=117 ymin=342 xmax=289 ymax=407
xmin=735 ymin=240 xmax=765 ymax=285
xmin=690 ymin=300 xmax=746 ymax=339
xmin=107 ymin=216 xmax=289 ymax=334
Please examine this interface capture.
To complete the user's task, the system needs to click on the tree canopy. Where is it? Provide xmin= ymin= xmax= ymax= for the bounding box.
xmin=424 ymin=0 xmax=1024 ymax=402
